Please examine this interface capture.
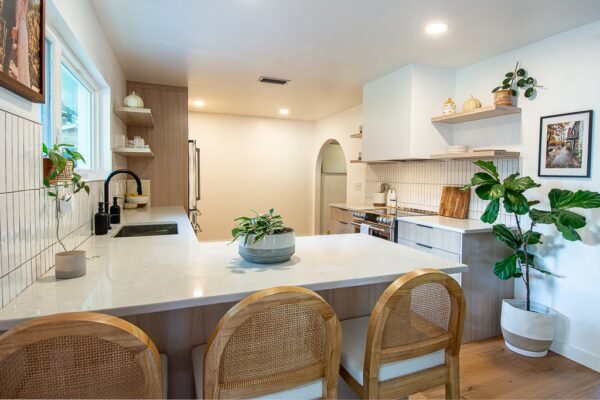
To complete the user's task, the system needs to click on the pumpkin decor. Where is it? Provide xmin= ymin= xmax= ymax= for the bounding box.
xmin=463 ymin=95 xmax=482 ymax=111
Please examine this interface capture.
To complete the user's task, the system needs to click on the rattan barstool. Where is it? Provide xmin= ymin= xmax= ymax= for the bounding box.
xmin=0 ymin=312 xmax=166 ymax=399
xmin=339 ymin=269 xmax=466 ymax=399
xmin=192 ymin=286 xmax=342 ymax=399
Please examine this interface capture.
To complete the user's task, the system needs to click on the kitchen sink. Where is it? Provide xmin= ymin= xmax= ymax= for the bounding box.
xmin=113 ymin=223 xmax=178 ymax=238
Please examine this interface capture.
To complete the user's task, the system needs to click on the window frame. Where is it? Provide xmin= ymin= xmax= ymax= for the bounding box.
xmin=44 ymin=27 xmax=106 ymax=175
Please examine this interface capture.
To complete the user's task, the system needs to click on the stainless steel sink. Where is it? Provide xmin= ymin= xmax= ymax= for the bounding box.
xmin=113 ymin=223 xmax=178 ymax=238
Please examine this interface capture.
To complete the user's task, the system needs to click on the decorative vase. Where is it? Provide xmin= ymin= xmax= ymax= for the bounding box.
xmin=494 ymin=89 xmax=513 ymax=106
xmin=124 ymin=91 xmax=145 ymax=108
xmin=442 ymin=98 xmax=456 ymax=114
xmin=55 ymin=250 xmax=87 ymax=279
xmin=238 ymin=230 xmax=295 ymax=264
xmin=501 ymin=299 xmax=557 ymax=357
xmin=463 ymin=95 xmax=482 ymax=111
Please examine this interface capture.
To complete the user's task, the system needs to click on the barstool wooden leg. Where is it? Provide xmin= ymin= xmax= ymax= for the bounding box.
xmin=445 ymin=354 xmax=460 ymax=399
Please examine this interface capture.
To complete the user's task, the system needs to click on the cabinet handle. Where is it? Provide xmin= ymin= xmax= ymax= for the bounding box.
xmin=416 ymin=242 xmax=433 ymax=249
xmin=416 ymin=224 xmax=433 ymax=229
xmin=339 ymin=221 xmax=348 ymax=225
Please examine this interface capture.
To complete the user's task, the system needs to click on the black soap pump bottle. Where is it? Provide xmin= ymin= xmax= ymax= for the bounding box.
xmin=94 ymin=202 xmax=108 ymax=235
xmin=104 ymin=202 xmax=112 ymax=230
xmin=110 ymin=196 xmax=121 ymax=224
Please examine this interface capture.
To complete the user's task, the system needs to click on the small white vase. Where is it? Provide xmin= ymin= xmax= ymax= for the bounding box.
xmin=501 ymin=299 xmax=557 ymax=357
xmin=238 ymin=230 xmax=295 ymax=264
xmin=55 ymin=250 xmax=86 ymax=279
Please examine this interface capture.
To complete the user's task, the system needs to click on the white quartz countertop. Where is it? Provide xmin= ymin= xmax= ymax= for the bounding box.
xmin=396 ymin=215 xmax=493 ymax=234
xmin=0 ymin=207 xmax=467 ymax=330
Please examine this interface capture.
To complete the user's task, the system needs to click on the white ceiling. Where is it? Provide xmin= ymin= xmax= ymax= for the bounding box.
xmin=91 ymin=0 xmax=600 ymax=121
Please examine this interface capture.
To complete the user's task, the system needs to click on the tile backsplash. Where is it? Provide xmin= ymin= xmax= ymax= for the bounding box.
xmin=365 ymin=157 xmax=521 ymax=224
xmin=0 ymin=109 xmax=122 ymax=308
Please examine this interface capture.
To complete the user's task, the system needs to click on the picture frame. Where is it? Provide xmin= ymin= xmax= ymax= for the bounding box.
xmin=0 ymin=0 xmax=45 ymax=103
xmin=538 ymin=110 xmax=593 ymax=178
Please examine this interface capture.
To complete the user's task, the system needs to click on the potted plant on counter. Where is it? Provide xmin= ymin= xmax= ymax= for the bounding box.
xmin=43 ymin=143 xmax=91 ymax=279
xmin=463 ymin=160 xmax=600 ymax=357
xmin=492 ymin=62 xmax=542 ymax=105
xmin=231 ymin=208 xmax=295 ymax=264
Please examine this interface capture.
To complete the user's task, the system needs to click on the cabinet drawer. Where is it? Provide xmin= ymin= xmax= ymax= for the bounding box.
xmin=397 ymin=239 xmax=462 ymax=285
xmin=330 ymin=206 xmax=354 ymax=224
xmin=397 ymin=221 xmax=462 ymax=254
xmin=330 ymin=219 xmax=356 ymax=234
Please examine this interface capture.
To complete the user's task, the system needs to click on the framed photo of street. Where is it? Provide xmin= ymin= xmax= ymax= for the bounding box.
xmin=0 ymin=0 xmax=45 ymax=103
xmin=538 ymin=110 xmax=593 ymax=178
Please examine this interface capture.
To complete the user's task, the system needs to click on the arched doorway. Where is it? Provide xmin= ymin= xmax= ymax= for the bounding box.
xmin=315 ymin=140 xmax=347 ymax=234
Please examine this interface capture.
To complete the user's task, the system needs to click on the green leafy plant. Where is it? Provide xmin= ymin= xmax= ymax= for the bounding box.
xmin=463 ymin=160 xmax=600 ymax=311
xmin=492 ymin=62 xmax=542 ymax=98
xmin=231 ymin=208 xmax=291 ymax=245
xmin=43 ymin=143 xmax=91 ymax=251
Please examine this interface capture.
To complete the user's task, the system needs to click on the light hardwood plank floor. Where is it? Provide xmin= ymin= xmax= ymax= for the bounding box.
xmin=339 ymin=337 xmax=600 ymax=399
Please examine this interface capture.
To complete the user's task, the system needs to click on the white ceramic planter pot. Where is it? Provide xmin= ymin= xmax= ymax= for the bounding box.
xmin=239 ymin=230 xmax=295 ymax=264
xmin=501 ymin=299 xmax=557 ymax=357
xmin=55 ymin=250 xmax=86 ymax=279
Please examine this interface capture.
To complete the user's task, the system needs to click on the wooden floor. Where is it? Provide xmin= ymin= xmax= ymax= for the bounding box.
xmin=415 ymin=337 xmax=600 ymax=399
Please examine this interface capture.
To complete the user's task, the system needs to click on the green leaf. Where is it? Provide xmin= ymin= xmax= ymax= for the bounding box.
xmin=556 ymin=210 xmax=586 ymax=230
xmin=502 ymin=78 xmax=512 ymax=85
xmin=471 ymin=172 xmax=499 ymax=186
xmin=43 ymin=178 xmax=50 ymax=187
xmin=517 ymin=68 xmax=526 ymax=77
xmin=505 ymin=72 xmax=514 ymax=78
xmin=502 ymin=84 xmax=510 ymax=90
xmin=555 ymin=220 xmax=581 ymax=241
xmin=525 ymin=87 xmax=534 ymax=98
xmin=526 ymin=77 xmax=534 ymax=84
xmin=504 ymin=190 xmax=530 ymax=215
xmin=504 ymin=176 xmax=540 ymax=193
xmin=481 ymin=199 xmax=500 ymax=224
xmin=516 ymin=250 xmax=535 ymax=266
xmin=493 ymin=254 xmax=519 ymax=280
xmin=48 ymin=192 xmax=57 ymax=197
xmin=530 ymin=209 xmax=553 ymax=224
xmin=473 ymin=160 xmax=499 ymax=179
xmin=511 ymin=89 xmax=517 ymax=96
xmin=517 ymin=78 xmax=526 ymax=87
xmin=475 ymin=184 xmax=496 ymax=200
xmin=492 ymin=86 xmax=501 ymax=93
xmin=524 ymin=231 xmax=542 ymax=245
xmin=528 ymin=200 xmax=540 ymax=206
xmin=42 ymin=143 xmax=49 ymax=155
xmin=549 ymin=189 xmax=600 ymax=210
xmin=493 ymin=224 xmax=521 ymax=250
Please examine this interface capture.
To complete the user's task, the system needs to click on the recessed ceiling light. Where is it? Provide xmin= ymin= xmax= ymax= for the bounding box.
xmin=192 ymin=100 xmax=205 ymax=107
xmin=279 ymin=108 xmax=290 ymax=115
xmin=425 ymin=22 xmax=448 ymax=35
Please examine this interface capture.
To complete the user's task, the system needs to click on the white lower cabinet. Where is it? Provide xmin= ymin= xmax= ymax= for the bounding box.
xmin=396 ymin=219 xmax=513 ymax=343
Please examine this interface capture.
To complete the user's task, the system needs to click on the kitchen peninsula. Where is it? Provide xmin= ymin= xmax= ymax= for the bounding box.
xmin=0 ymin=206 xmax=466 ymax=397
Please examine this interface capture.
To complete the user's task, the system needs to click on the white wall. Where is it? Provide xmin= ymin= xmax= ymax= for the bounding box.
xmin=189 ymin=113 xmax=315 ymax=241
xmin=454 ymin=20 xmax=600 ymax=371
xmin=313 ymin=105 xmax=365 ymax=231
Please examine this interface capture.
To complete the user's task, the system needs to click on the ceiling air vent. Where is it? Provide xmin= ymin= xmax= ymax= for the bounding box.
xmin=258 ymin=76 xmax=290 ymax=85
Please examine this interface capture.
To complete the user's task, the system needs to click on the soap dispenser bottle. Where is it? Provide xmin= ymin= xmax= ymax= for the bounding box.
xmin=94 ymin=202 xmax=108 ymax=235
xmin=110 ymin=197 xmax=121 ymax=224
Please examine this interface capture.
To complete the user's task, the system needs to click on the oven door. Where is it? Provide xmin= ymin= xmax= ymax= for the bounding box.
xmin=351 ymin=221 xmax=392 ymax=241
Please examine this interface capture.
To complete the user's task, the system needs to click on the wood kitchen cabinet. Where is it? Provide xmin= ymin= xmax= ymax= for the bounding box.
xmin=330 ymin=206 xmax=356 ymax=234
xmin=396 ymin=219 xmax=514 ymax=343
xmin=362 ymin=64 xmax=455 ymax=161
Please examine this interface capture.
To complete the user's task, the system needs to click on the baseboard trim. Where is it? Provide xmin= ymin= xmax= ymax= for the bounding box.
xmin=550 ymin=339 xmax=600 ymax=372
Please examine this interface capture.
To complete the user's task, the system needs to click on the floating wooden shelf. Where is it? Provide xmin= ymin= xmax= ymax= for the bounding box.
xmin=114 ymin=107 xmax=155 ymax=128
xmin=350 ymin=133 xmax=362 ymax=139
xmin=431 ymin=105 xmax=521 ymax=124
xmin=430 ymin=150 xmax=520 ymax=160
xmin=113 ymin=147 xmax=155 ymax=158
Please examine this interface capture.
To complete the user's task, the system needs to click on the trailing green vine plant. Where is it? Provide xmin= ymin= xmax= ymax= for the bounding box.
xmin=43 ymin=143 xmax=90 ymax=251
xmin=492 ymin=62 xmax=542 ymax=98
xmin=463 ymin=160 xmax=600 ymax=311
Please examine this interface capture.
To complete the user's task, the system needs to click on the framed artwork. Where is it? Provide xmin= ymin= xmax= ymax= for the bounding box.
xmin=0 ymin=0 xmax=45 ymax=103
xmin=538 ymin=110 xmax=593 ymax=178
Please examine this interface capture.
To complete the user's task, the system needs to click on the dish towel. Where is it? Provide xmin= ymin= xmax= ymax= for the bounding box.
xmin=360 ymin=223 xmax=370 ymax=234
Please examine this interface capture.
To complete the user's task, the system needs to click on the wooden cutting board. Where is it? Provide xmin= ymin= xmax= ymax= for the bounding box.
xmin=439 ymin=186 xmax=471 ymax=219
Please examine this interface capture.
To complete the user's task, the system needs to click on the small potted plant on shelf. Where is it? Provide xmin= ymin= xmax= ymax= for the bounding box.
xmin=463 ymin=160 xmax=600 ymax=357
xmin=231 ymin=208 xmax=295 ymax=264
xmin=492 ymin=62 xmax=542 ymax=105
xmin=43 ymin=143 xmax=91 ymax=279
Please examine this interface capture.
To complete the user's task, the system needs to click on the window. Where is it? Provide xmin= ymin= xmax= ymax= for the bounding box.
xmin=41 ymin=27 xmax=108 ymax=174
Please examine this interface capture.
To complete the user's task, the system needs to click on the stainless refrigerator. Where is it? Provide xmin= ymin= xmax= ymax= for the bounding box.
xmin=188 ymin=140 xmax=202 ymax=233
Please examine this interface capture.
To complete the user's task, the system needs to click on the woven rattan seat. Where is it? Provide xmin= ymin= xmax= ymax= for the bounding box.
xmin=195 ymin=286 xmax=341 ymax=399
xmin=0 ymin=312 xmax=164 ymax=399
xmin=340 ymin=269 xmax=466 ymax=399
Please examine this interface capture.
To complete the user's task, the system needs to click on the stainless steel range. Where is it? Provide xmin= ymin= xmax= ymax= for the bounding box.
xmin=351 ymin=207 xmax=437 ymax=241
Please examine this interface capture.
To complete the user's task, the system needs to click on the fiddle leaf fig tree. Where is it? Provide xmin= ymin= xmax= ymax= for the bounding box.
xmin=463 ymin=160 xmax=600 ymax=311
